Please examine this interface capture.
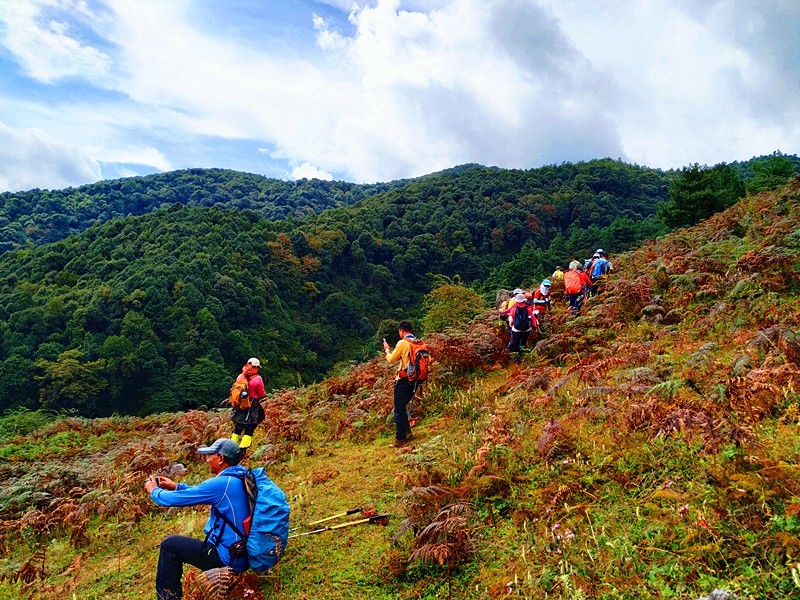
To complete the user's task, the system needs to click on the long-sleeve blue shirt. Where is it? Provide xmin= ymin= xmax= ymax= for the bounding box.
xmin=150 ymin=465 xmax=250 ymax=569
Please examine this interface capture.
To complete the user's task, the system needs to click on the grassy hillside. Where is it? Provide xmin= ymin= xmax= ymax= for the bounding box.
xmin=0 ymin=180 xmax=799 ymax=599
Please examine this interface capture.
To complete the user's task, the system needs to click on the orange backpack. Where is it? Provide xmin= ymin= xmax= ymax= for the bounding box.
xmin=229 ymin=379 xmax=251 ymax=409
xmin=564 ymin=270 xmax=583 ymax=294
xmin=406 ymin=338 xmax=431 ymax=384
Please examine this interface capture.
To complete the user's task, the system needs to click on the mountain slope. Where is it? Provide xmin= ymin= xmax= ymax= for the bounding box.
xmin=0 ymin=159 xmax=673 ymax=416
xmin=0 ymin=168 xmax=410 ymax=254
xmin=0 ymin=179 xmax=798 ymax=598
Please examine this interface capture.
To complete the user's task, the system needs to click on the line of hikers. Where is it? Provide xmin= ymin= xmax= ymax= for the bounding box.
xmin=560 ymin=248 xmax=615 ymax=314
xmin=145 ymin=247 xmax=616 ymax=597
xmin=499 ymin=249 xmax=616 ymax=355
xmin=499 ymin=281 xmax=552 ymax=354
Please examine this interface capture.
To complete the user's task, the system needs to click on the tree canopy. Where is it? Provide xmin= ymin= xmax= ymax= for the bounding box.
xmin=0 ymin=154 xmax=795 ymax=416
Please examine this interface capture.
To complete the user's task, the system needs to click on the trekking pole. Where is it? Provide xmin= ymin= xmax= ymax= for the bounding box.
xmin=306 ymin=507 xmax=362 ymax=527
xmin=288 ymin=513 xmax=389 ymax=539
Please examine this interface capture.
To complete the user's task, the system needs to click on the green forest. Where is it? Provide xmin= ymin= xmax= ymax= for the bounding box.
xmin=0 ymin=154 xmax=797 ymax=418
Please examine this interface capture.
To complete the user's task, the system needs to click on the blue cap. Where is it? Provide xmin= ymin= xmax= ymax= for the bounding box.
xmin=542 ymin=279 xmax=551 ymax=287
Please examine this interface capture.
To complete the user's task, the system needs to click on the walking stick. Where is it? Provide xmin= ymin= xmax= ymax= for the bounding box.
xmin=289 ymin=513 xmax=389 ymax=539
xmin=307 ymin=507 xmax=363 ymax=527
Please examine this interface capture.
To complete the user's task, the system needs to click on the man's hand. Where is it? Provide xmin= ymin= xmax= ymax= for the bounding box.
xmin=145 ymin=476 xmax=159 ymax=494
xmin=156 ymin=476 xmax=178 ymax=491
xmin=145 ymin=475 xmax=177 ymax=493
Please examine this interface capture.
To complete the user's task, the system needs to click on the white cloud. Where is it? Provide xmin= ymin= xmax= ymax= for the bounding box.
xmin=0 ymin=0 xmax=111 ymax=83
xmin=0 ymin=121 xmax=101 ymax=191
xmin=291 ymin=162 xmax=334 ymax=180
xmin=542 ymin=0 xmax=800 ymax=167
xmin=0 ymin=0 xmax=797 ymax=192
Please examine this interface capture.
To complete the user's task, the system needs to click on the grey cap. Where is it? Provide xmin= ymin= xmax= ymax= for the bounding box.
xmin=247 ymin=357 xmax=261 ymax=367
xmin=197 ymin=438 xmax=242 ymax=462
xmin=515 ymin=293 xmax=526 ymax=302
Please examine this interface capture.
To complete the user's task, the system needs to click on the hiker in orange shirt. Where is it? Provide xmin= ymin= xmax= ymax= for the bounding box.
xmin=383 ymin=320 xmax=416 ymax=447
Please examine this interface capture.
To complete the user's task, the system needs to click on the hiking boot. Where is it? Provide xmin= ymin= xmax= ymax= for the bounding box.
xmin=393 ymin=438 xmax=408 ymax=447
xmin=405 ymin=431 xmax=414 ymax=440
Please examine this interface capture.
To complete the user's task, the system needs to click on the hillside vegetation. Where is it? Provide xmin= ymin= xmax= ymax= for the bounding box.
xmin=0 ymin=159 xmax=675 ymax=416
xmin=1 ymin=180 xmax=799 ymax=599
xmin=0 ymin=168 xmax=410 ymax=254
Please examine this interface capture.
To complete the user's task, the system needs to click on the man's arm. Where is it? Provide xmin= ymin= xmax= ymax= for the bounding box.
xmin=385 ymin=339 xmax=409 ymax=365
xmin=149 ymin=476 xmax=224 ymax=507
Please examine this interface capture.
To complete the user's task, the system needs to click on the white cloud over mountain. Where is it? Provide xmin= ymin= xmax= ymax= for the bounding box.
xmin=0 ymin=121 xmax=101 ymax=191
xmin=0 ymin=0 xmax=797 ymax=192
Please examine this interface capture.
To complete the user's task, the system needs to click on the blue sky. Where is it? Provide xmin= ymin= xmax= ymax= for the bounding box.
xmin=0 ymin=0 xmax=798 ymax=193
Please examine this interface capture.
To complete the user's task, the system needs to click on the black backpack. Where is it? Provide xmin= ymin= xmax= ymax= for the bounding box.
xmin=512 ymin=305 xmax=531 ymax=332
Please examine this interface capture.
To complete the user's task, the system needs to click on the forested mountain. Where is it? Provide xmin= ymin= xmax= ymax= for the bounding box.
xmin=0 ymin=168 xmax=410 ymax=253
xmin=1 ymin=179 xmax=799 ymax=599
xmin=0 ymin=156 xmax=796 ymax=418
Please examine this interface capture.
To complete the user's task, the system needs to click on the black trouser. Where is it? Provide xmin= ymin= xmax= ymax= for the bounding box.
xmin=233 ymin=423 xmax=257 ymax=436
xmin=231 ymin=402 xmax=264 ymax=436
xmin=393 ymin=378 xmax=414 ymax=441
xmin=508 ymin=330 xmax=531 ymax=353
xmin=156 ymin=535 xmax=224 ymax=599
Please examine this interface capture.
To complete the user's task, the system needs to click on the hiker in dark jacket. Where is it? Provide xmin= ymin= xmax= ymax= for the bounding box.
xmin=146 ymin=438 xmax=248 ymax=600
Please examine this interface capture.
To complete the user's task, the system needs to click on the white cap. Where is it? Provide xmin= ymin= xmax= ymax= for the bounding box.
xmin=247 ymin=357 xmax=261 ymax=367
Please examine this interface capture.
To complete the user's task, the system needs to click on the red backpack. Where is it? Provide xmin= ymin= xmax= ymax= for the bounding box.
xmin=406 ymin=338 xmax=431 ymax=384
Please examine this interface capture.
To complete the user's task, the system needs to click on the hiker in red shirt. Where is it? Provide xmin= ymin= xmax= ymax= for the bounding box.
xmin=531 ymin=279 xmax=551 ymax=316
xmin=230 ymin=357 xmax=266 ymax=450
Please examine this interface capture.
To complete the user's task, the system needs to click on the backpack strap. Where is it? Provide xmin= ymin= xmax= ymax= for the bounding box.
xmin=399 ymin=335 xmax=416 ymax=376
xmin=206 ymin=473 xmax=248 ymax=543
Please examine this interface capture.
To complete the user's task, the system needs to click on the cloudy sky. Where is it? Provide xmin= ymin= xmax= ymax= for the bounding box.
xmin=0 ymin=0 xmax=797 ymax=193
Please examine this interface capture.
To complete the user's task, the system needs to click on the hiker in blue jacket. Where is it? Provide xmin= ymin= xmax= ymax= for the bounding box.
xmin=145 ymin=438 xmax=249 ymax=600
xmin=589 ymin=250 xmax=613 ymax=296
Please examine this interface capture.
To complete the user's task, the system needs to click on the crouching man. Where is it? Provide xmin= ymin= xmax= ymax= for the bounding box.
xmin=145 ymin=438 xmax=248 ymax=600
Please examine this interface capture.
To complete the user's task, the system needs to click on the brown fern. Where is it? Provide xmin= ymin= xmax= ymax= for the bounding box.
xmin=536 ymin=419 xmax=574 ymax=462
xmin=408 ymin=502 xmax=477 ymax=597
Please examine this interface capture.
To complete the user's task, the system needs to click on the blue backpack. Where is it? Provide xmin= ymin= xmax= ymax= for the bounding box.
xmin=591 ymin=258 xmax=609 ymax=278
xmin=216 ymin=467 xmax=291 ymax=571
